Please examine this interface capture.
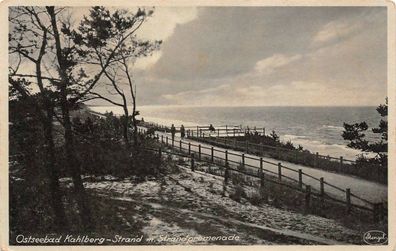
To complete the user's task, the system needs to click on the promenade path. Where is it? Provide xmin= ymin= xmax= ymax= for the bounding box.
xmin=140 ymin=127 xmax=387 ymax=207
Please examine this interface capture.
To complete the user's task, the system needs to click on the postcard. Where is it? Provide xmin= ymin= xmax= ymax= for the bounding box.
xmin=1 ymin=0 xmax=395 ymax=250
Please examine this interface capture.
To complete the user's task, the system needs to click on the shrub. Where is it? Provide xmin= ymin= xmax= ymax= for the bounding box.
xmin=249 ymin=192 xmax=263 ymax=206
xmin=230 ymin=185 xmax=246 ymax=202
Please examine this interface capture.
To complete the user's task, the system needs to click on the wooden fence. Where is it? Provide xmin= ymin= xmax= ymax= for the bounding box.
xmin=138 ymin=123 xmax=386 ymax=184
xmin=140 ymin=123 xmax=266 ymax=137
xmin=142 ymin=123 xmax=354 ymax=165
xmin=138 ymin=129 xmax=386 ymax=222
xmin=186 ymin=134 xmax=387 ymax=184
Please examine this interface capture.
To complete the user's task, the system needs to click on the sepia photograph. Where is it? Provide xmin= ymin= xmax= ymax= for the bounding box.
xmin=3 ymin=1 xmax=395 ymax=248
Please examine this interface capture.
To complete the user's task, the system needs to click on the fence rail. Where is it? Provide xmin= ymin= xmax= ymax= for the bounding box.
xmin=138 ymin=128 xmax=387 ymax=222
xmin=142 ymin=122 xmax=354 ymax=163
xmin=142 ymin=138 xmax=386 ymax=222
xmin=184 ymin=133 xmax=386 ymax=184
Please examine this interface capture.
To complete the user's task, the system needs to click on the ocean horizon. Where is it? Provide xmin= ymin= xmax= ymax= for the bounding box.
xmin=89 ymin=105 xmax=382 ymax=160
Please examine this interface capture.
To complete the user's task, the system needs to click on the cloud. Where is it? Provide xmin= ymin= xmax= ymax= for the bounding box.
xmin=310 ymin=8 xmax=384 ymax=47
xmin=134 ymin=8 xmax=198 ymax=70
xmin=69 ymin=7 xmax=198 ymax=41
xmin=312 ymin=20 xmax=360 ymax=45
xmin=157 ymin=78 xmax=383 ymax=107
xmin=254 ymin=54 xmax=302 ymax=75
xmin=68 ymin=7 xmax=198 ymax=71
xmin=134 ymin=51 xmax=163 ymax=70
xmin=162 ymin=84 xmax=231 ymax=105
xmin=137 ymin=7 xmax=198 ymax=41
xmin=73 ymin=7 xmax=386 ymax=107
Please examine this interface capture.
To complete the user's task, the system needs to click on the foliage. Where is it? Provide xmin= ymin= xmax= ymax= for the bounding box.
xmin=230 ymin=185 xmax=246 ymax=202
xmin=342 ymin=99 xmax=388 ymax=167
xmin=72 ymin=113 xmax=162 ymax=178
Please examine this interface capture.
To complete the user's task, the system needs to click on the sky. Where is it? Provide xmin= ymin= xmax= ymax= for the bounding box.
xmin=125 ymin=6 xmax=387 ymax=107
xmin=12 ymin=6 xmax=388 ymax=107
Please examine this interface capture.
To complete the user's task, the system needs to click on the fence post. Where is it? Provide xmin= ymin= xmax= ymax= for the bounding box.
xmin=278 ymin=163 xmax=282 ymax=181
xmin=373 ymin=203 xmax=378 ymax=222
xmin=245 ymin=141 xmax=249 ymax=153
xmin=320 ymin=177 xmax=325 ymax=203
xmin=172 ymin=136 xmax=174 ymax=147
xmin=241 ymin=154 xmax=245 ymax=168
xmin=305 ymin=185 xmax=311 ymax=212
xmin=233 ymin=128 xmax=235 ymax=137
xmin=226 ymin=125 xmax=228 ymax=136
xmin=224 ymin=161 xmax=229 ymax=184
xmin=298 ymin=169 xmax=303 ymax=189
xmin=346 ymin=188 xmax=351 ymax=213
xmin=379 ymin=203 xmax=384 ymax=221
xmin=211 ymin=147 xmax=214 ymax=163
xmin=372 ymin=202 xmax=384 ymax=222
xmin=225 ymin=150 xmax=228 ymax=163
xmin=166 ymin=136 xmax=168 ymax=146
xmin=191 ymin=154 xmax=195 ymax=172
xmin=339 ymin=156 xmax=343 ymax=171
xmin=203 ymin=132 xmax=205 ymax=138
xmin=179 ymin=140 xmax=182 ymax=151
xmin=198 ymin=144 xmax=201 ymax=161
xmin=217 ymin=128 xmax=220 ymax=137
xmin=260 ymin=159 xmax=265 ymax=188
xmin=188 ymin=142 xmax=191 ymax=155
xmin=315 ymin=152 xmax=319 ymax=167
xmin=260 ymin=174 xmax=265 ymax=191
xmin=196 ymin=126 xmax=199 ymax=137
xmin=158 ymin=147 xmax=162 ymax=162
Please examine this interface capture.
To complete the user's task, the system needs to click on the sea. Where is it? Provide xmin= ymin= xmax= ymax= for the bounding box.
xmin=89 ymin=105 xmax=383 ymax=160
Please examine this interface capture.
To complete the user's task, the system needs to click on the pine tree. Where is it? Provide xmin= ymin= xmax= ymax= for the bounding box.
xmin=342 ymin=98 xmax=388 ymax=167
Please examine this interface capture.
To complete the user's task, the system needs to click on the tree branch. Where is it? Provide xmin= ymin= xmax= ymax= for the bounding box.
xmin=88 ymin=92 xmax=124 ymax=107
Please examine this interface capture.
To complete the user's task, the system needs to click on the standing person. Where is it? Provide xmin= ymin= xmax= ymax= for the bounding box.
xmin=170 ymin=124 xmax=176 ymax=142
xmin=180 ymin=124 xmax=185 ymax=138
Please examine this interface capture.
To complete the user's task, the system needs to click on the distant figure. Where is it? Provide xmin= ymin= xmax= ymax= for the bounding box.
xmin=209 ymin=124 xmax=216 ymax=132
xmin=180 ymin=124 xmax=185 ymax=138
xmin=170 ymin=124 xmax=176 ymax=141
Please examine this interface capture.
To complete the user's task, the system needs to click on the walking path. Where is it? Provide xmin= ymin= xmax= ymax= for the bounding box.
xmin=140 ymin=127 xmax=387 ymax=206
xmin=82 ymin=168 xmax=360 ymax=244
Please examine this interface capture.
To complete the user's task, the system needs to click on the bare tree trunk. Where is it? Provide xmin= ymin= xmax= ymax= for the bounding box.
xmin=61 ymin=102 xmax=93 ymax=230
xmin=47 ymin=6 xmax=93 ymax=231
xmin=101 ymin=70 xmax=130 ymax=148
xmin=131 ymin=94 xmax=138 ymax=147
xmin=122 ymin=57 xmax=138 ymax=147
xmin=42 ymin=108 xmax=68 ymax=231
xmin=122 ymin=99 xmax=130 ymax=147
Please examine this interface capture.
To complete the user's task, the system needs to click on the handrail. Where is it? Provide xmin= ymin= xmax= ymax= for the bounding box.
xmin=193 ymin=134 xmax=358 ymax=164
